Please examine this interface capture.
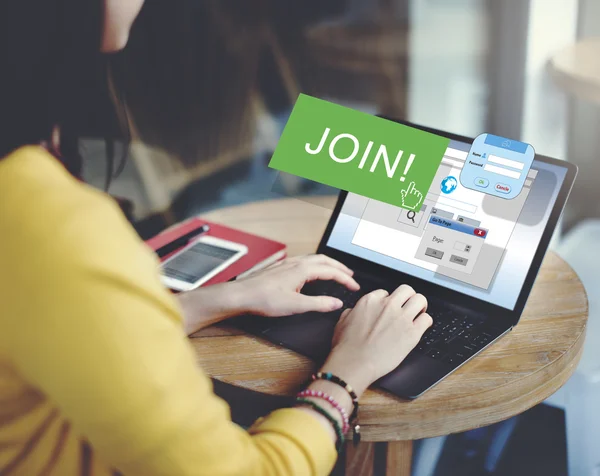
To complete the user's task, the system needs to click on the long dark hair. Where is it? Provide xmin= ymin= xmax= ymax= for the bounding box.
xmin=0 ymin=0 xmax=126 ymax=184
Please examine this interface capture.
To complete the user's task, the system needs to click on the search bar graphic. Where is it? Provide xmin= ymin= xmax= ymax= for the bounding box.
xmin=444 ymin=148 xmax=468 ymax=160
xmin=426 ymin=193 xmax=478 ymax=214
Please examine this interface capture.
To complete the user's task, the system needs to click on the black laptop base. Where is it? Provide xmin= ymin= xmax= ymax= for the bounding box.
xmin=233 ymin=276 xmax=510 ymax=399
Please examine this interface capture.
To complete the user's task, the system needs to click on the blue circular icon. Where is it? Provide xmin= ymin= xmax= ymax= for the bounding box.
xmin=441 ymin=176 xmax=458 ymax=194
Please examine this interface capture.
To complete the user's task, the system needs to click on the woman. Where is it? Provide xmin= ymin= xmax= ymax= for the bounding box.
xmin=0 ymin=1 xmax=432 ymax=475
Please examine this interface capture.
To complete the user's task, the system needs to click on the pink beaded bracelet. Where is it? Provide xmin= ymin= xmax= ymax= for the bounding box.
xmin=297 ymin=389 xmax=350 ymax=434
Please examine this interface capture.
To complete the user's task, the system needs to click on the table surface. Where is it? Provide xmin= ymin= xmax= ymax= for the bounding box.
xmin=550 ymin=37 xmax=600 ymax=105
xmin=191 ymin=197 xmax=588 ymax=442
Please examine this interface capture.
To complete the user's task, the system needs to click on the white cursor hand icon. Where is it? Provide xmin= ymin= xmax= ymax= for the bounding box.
xmin=400 ymin=181 xmax=424 ymax=210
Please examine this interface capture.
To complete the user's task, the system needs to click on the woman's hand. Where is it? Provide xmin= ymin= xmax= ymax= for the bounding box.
xmin=178 ymin=254 xmax=359 ymax=334
xmin=234 ymin=254 xmax=360 ymax=317
xmin=319 ymin=285 xmax=433 ymax=397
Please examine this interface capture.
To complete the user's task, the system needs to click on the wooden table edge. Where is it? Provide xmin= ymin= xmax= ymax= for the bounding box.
xmin=366 ymin=324 xmax=586 ymax=441
xmin=191 ymin=200 xmax=589 ymax=443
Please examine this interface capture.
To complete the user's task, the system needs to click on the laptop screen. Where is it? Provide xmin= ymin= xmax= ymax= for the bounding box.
xmin=326 ymin=139 xmax=568 ymax=310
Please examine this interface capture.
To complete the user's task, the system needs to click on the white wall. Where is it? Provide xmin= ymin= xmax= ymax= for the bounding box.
xmin=407 ymin=0 xmax=489 ymax=137
xmin=565 ymin=0 xmax=600 ymax=216
xmin=520 ymin=0 xmax=579 ymax=159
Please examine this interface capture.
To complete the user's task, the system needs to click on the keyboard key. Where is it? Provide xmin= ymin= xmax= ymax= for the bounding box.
xmin=442 ymin=334 xmax=458 ymax=344
xmin=475 ymin=335 xmax=492 ymax=347
xmin=443 ymin=352 xmax=467 ymax=365
xmin=448 ymin=337 xmax=478 ymax=353
xmin=427 ymin=348 xmax=444 ymax=359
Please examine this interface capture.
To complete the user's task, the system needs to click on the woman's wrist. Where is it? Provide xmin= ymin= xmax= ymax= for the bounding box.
xmin=295 ymin=379 xmax=355 ymax=448
xmin=319 ymin=350 xmax=376 ymax=399
xmin=228 ymin=278 xmax=268 ymax=316
xmin=177 ymin=281 xmax=251 ymax=334
xmin=296 ymin=372 xmax=364 ymax=448
xmin=306 ymin=379 xmax=355 ymax=416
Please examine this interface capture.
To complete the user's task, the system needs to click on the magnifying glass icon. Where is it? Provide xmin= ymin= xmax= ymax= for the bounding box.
xmin=406 ymin=211 xmax=416 ymax=223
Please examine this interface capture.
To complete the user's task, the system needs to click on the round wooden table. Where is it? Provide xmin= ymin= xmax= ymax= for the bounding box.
xmin=190 ymin=197 xmax=588 ymax=475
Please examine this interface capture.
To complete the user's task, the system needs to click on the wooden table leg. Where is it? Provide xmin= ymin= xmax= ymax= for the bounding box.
xmin=345 ymin=441 xmax=375 ymax=476
xmin=386 ymin=441 xmax=413 ymax=476
xmin=344 ymin=440 xmax=413 ymax=476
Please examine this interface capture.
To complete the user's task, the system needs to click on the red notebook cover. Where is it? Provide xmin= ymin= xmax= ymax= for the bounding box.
xmin=145 ymin=218 xmax=287 ymax=287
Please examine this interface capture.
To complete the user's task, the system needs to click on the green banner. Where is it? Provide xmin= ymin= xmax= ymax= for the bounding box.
xmin=269 ymin=94 xmax=449 ymax=212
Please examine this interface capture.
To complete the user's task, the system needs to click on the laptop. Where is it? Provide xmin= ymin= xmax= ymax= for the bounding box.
xmin=235 ymin=120 xmax=577 ymax=399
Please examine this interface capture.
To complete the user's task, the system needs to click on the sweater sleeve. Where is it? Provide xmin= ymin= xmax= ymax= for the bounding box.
xmin=0 ymin=162 xmax=336 ymax=475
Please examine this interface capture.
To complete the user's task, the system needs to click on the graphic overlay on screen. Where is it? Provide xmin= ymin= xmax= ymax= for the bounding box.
xmin=268 ymin=94 xmax=449 ymax=212
xmin=460 ymin=133 xmax=535 ymax=199
xmin=162 ymin=242 xmax=238 ymax=284
xmin=325 ymin=138 xmax=567 ymax=310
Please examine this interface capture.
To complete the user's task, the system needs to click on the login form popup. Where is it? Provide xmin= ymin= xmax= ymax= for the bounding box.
xmin=460 ymin=133 xmax=535 ymax=199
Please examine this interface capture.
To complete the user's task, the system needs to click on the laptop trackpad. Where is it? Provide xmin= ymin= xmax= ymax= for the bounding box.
xmin=378 ymin=352 xmax=452 ymax=399
xmin=263 ymin=311 xmax=339 ymax=363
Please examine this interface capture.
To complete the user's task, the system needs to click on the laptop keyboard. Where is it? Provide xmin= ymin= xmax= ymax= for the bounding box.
xmin=416 ymin=309 xmax=496 ymax=365
xmin=304 ymin=280 xmax=501 ymax=367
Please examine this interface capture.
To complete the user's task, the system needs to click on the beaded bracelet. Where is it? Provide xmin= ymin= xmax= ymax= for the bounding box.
xmin=311 ymin=372 xmax=358 ymax=421
xmin=312 ymin=372 xmax=361 ymax=445
xmin=297 ymin=389 xmax=350 ymax=434
xmin=296 ymin=398 xmax=345 ymax=452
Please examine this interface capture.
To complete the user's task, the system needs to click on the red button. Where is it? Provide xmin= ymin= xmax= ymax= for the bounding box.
xmin=495 ymin=183 xmax=511 ymax=194
xmin=474 ymin=228 xmax=487 ymax=237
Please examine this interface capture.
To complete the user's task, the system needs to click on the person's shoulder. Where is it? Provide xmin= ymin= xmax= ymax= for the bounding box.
xmin=0 ymin=146 xmax=92 ymax=220
xmin=0 ymin=145 xmax=67 ymax=184
xmin=0 ymin=146 xmax=142 ymax=271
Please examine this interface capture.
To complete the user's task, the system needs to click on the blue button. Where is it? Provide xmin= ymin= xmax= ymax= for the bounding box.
xmin=495 ymin=183 xmax=511 ymax=194
xmin=484 ymin=134 xmax=528 ymax=154
xmin=474 ymin=177 xmax=489 ymax=188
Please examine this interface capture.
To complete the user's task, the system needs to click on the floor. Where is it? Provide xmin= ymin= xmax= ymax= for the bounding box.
xmin=430 ymin=404 xmax=567 ymax=476
xmin=329 ymin=404 xmax=568 ymax=476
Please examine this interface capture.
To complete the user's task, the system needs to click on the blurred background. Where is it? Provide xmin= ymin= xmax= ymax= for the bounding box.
xmin=78 ymin=0 xmax=600 ymax=474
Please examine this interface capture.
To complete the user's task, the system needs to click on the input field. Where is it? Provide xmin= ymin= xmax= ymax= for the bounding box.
xmin=444 ymin=148 xmax=468 ymax=160
xmin=483 ymin=163 xmax=521 ymax=179
xmin=487 ymin=155 xmax=525 ymax=170
xmin=441 ymin=158 xmax=465 ymax=169
xmin=426 ymin=193 xmax=478 ymax=214
xmin=454 ymin=241 xmax=468 ymax=252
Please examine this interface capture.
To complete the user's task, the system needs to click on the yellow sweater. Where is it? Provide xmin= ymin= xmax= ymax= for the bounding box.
xmin=0 ymin=147 xmax=335 ymax=475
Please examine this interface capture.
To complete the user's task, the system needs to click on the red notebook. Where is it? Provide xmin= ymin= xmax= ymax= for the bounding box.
xmin=145 ymin=218 xmax=287 ymax=287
